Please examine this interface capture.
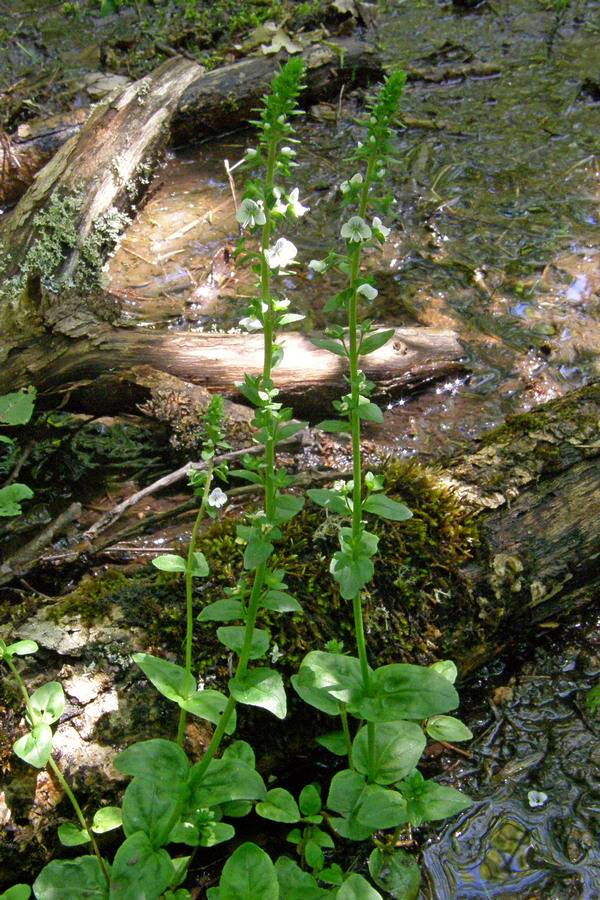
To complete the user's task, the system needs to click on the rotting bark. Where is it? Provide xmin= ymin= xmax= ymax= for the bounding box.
xmin=0 ymin=320 xmax=465 ymax=416
xmin=436 ymin=380 xmax=600 ymax=674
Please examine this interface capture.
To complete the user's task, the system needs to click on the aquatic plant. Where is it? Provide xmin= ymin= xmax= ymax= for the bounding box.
xmin=0 ymin=60 xmax=472 ymax=900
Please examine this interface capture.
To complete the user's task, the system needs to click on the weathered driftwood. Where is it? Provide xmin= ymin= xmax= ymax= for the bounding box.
xmin=0 ymin=318 xmax=464 ymax=415
xmin=0 ymin=56 xmax=202 ymax=295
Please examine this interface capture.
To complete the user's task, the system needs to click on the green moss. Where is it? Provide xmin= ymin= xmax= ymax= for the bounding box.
xmin=0 ymin=192 xmax=131 ymax=309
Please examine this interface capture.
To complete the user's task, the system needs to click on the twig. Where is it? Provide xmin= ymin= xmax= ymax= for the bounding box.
xmin=0 ymin=502 xmax=81 ymax=587
xmin=224 ymin=158 xmax=242 ymax=217
xmin=83 ymin=431 xmax=310 ymax=540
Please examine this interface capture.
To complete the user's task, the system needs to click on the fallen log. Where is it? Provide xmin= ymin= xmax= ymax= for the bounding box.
xmin=0 ymin=318 xmax=464 ymax=415
xmin=436 ymin=380 xmax=600 ymax=674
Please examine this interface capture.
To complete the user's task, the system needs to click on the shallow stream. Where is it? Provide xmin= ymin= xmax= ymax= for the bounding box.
xmin=106 ymin=3 xmax=600 ymax=896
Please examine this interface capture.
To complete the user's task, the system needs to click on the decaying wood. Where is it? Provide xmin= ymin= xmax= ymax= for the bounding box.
xmin=0 ymin=56 xmax=202 ymax=295
xmin=436 ymin=381 xmax=600 ymax=674
xmin=0 ymin=110 xmax=89 ymax=209
xmin=172 ymin=37 xmax=383 ymax=145
xmin=0 ymin=321 xmax=464 ymax=414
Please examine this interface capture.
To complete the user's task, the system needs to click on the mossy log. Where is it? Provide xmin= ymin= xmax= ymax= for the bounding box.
xmin=435 ymin=381 xmax=600 ymax=674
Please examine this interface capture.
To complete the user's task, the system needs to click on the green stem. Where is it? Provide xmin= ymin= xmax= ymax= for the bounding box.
xmin=347 ymin=147 xmax=380 ymax=783
xmin=186 ymin=125 xmax=281 ymax=778
xmin=3 ymin=658 xmax=110 ymax=886
xmin=177 ymin=457 xmax=215 ymax=747
xmin=46 ymin=756 xmax=110 ymax=884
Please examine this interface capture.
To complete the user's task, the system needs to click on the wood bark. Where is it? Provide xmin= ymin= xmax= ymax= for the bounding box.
xmin=435 ymin=381 xmax=600 ymax=674
xmin=0 ymin=319 xmax=464 ymax=415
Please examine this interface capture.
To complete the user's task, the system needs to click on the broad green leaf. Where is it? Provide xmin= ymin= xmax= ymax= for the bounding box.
xmin=114 ymin=739 xmax=190 ymax=786
xmin=220 ymin=800 xmax=253 ymax=817
xmin=274 ymin=494 xmax=305 ymax=522
xmin=429 ymin=659 xmax=458 ymax=684
xmin=229 ymin=669 xmax=286 ymax=718
xmin=0 ymin=483 xmax=33 ymax=516
xmin=217 ymin=626 xmax=270 ymax=660
xmin=275 ymin=421 xmax=307 ymax=441
xmin=198 ymin=600 xmax=244 ymax=622
xmin=277 ymin=313 xmax=305 ymax=326
xmin=133 ymin=653 xmax=195 ymax=703
xmin=362 ymin=494 xmax=412 ymax=522
xmin=292 ymin=652 xmax=366 ymax=715
xmin=190 ymin=551 xmax=209 ymax=577
xmin=151 ymin=554 xmax=187 ymax=573
xmin=298 ymin=784 xmax=322 ymax=817
xmin=359 ymin=329 xmax=395 ymax=356
xmin=189 ymin=758 xmax=266 ymax=808
xmin=425 ymin=715 xmax=473 ymax=743
xmin=316 ymin=419 xmax=351 ymax=434
xmin=200 ymin=821 xmax=235 ymax=847
xmin=219 ymin=843 xmax=278 ymax=900
xmin=304 ymin=839 xmax=324 ymax=871
xmin=326 ymin=770 xmax=372 ymax=841
xmin=30 ymin=682 xmax=65 ymax=725
xmin=1 ymin=639 xmax=38 ymax=660
xmin=356 ymin=400 xmax=383 ymax=423
xmin=261 ymin=590 xmax=302 ymax=613
xmin=180 ymin=689 xmax=237 ymax=734
xmin=33 ymin=857 xmax=109 ymax=900
xmin=256 ymin=788 xmax=300 ymax=823
xmin=310 ymin=337 xmax=348 ymax=357
xmin=337 ymin=874 xmax=383 ymax=900
xmin=92 ymin=806 xmax=123 ymax=834
xmin=13 ymin=723 xmax=53 ymax=768
xmin=0 ymin=886 xmax=32 ymax=900
xmin=237 ymin=526 xmax=274 ymax=569
xmin=0 ymin=389 xmax=36 ymax=425
xmin=274 ymin=857 xmax=331 ymax=900
xmin=355 ymin=785 xmax=408 ymax=829
xmin=399 ymin=776 xmax=471 ymax=826
xmin=353 ymin=722 xmax=426 ymax=785
xmin=330 ymin=549 xmax=374 ymax=600
xmin=223 ymin=740 xmax=255 ymax=768
xmin=306 ymin=488 xmax=349 ymax=515
xmin=315 ymin=731 xmax=348 ymax=756
xmin=109 ymin=832 xmax=175 ymax=900
xmin=358 ymin=664 xmax=459 ymax=722
xmin=369 ymin=847 xmax=420 ymax=900
xmin=122 ymin=775 xmax=185 ymax=848
xmin=57 ymin=822 xmax=91 ymax=847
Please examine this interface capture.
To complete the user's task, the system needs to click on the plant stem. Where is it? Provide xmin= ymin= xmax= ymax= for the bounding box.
xmin=177 ymin=457 xmax=215 ymax=747
xmin=346 ymin=148 xmax=379 ymax=782
xmin=188 ymin=125 xmax=280 ymax=776
xmin=46 ymin=755 xmax=110 ymax=884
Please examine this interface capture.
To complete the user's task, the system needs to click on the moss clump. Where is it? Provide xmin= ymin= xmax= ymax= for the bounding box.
xmin=0 ymin=192 xmax=131 ymax=313
xmin=194 ymin=459 xmax=482 ymax=673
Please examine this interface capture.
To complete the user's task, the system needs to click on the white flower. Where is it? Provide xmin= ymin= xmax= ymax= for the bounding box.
xmin=527 ymin=791 xmax=548 ymax=809
xmin=236 ymin=198 xmax=266 ymax=229
xmin=208 ymin=487 xmax=228 ymax=509
xmin=341 ymin=216 xmax=372 ymax=243
xmin=265 ymin=238 xmax=298 ymax=269
xmin=356 ymin=282 xmax=378 ymax=300
xmin=288 ymin=188 xmax=308 ymax=217
xmin=372 ymin=217 xmax=390 ymax=239
xmin=309 ymin=259 xmax=327 ymax=273
xmin=240 ymin=315 xmax=263 ymax=331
